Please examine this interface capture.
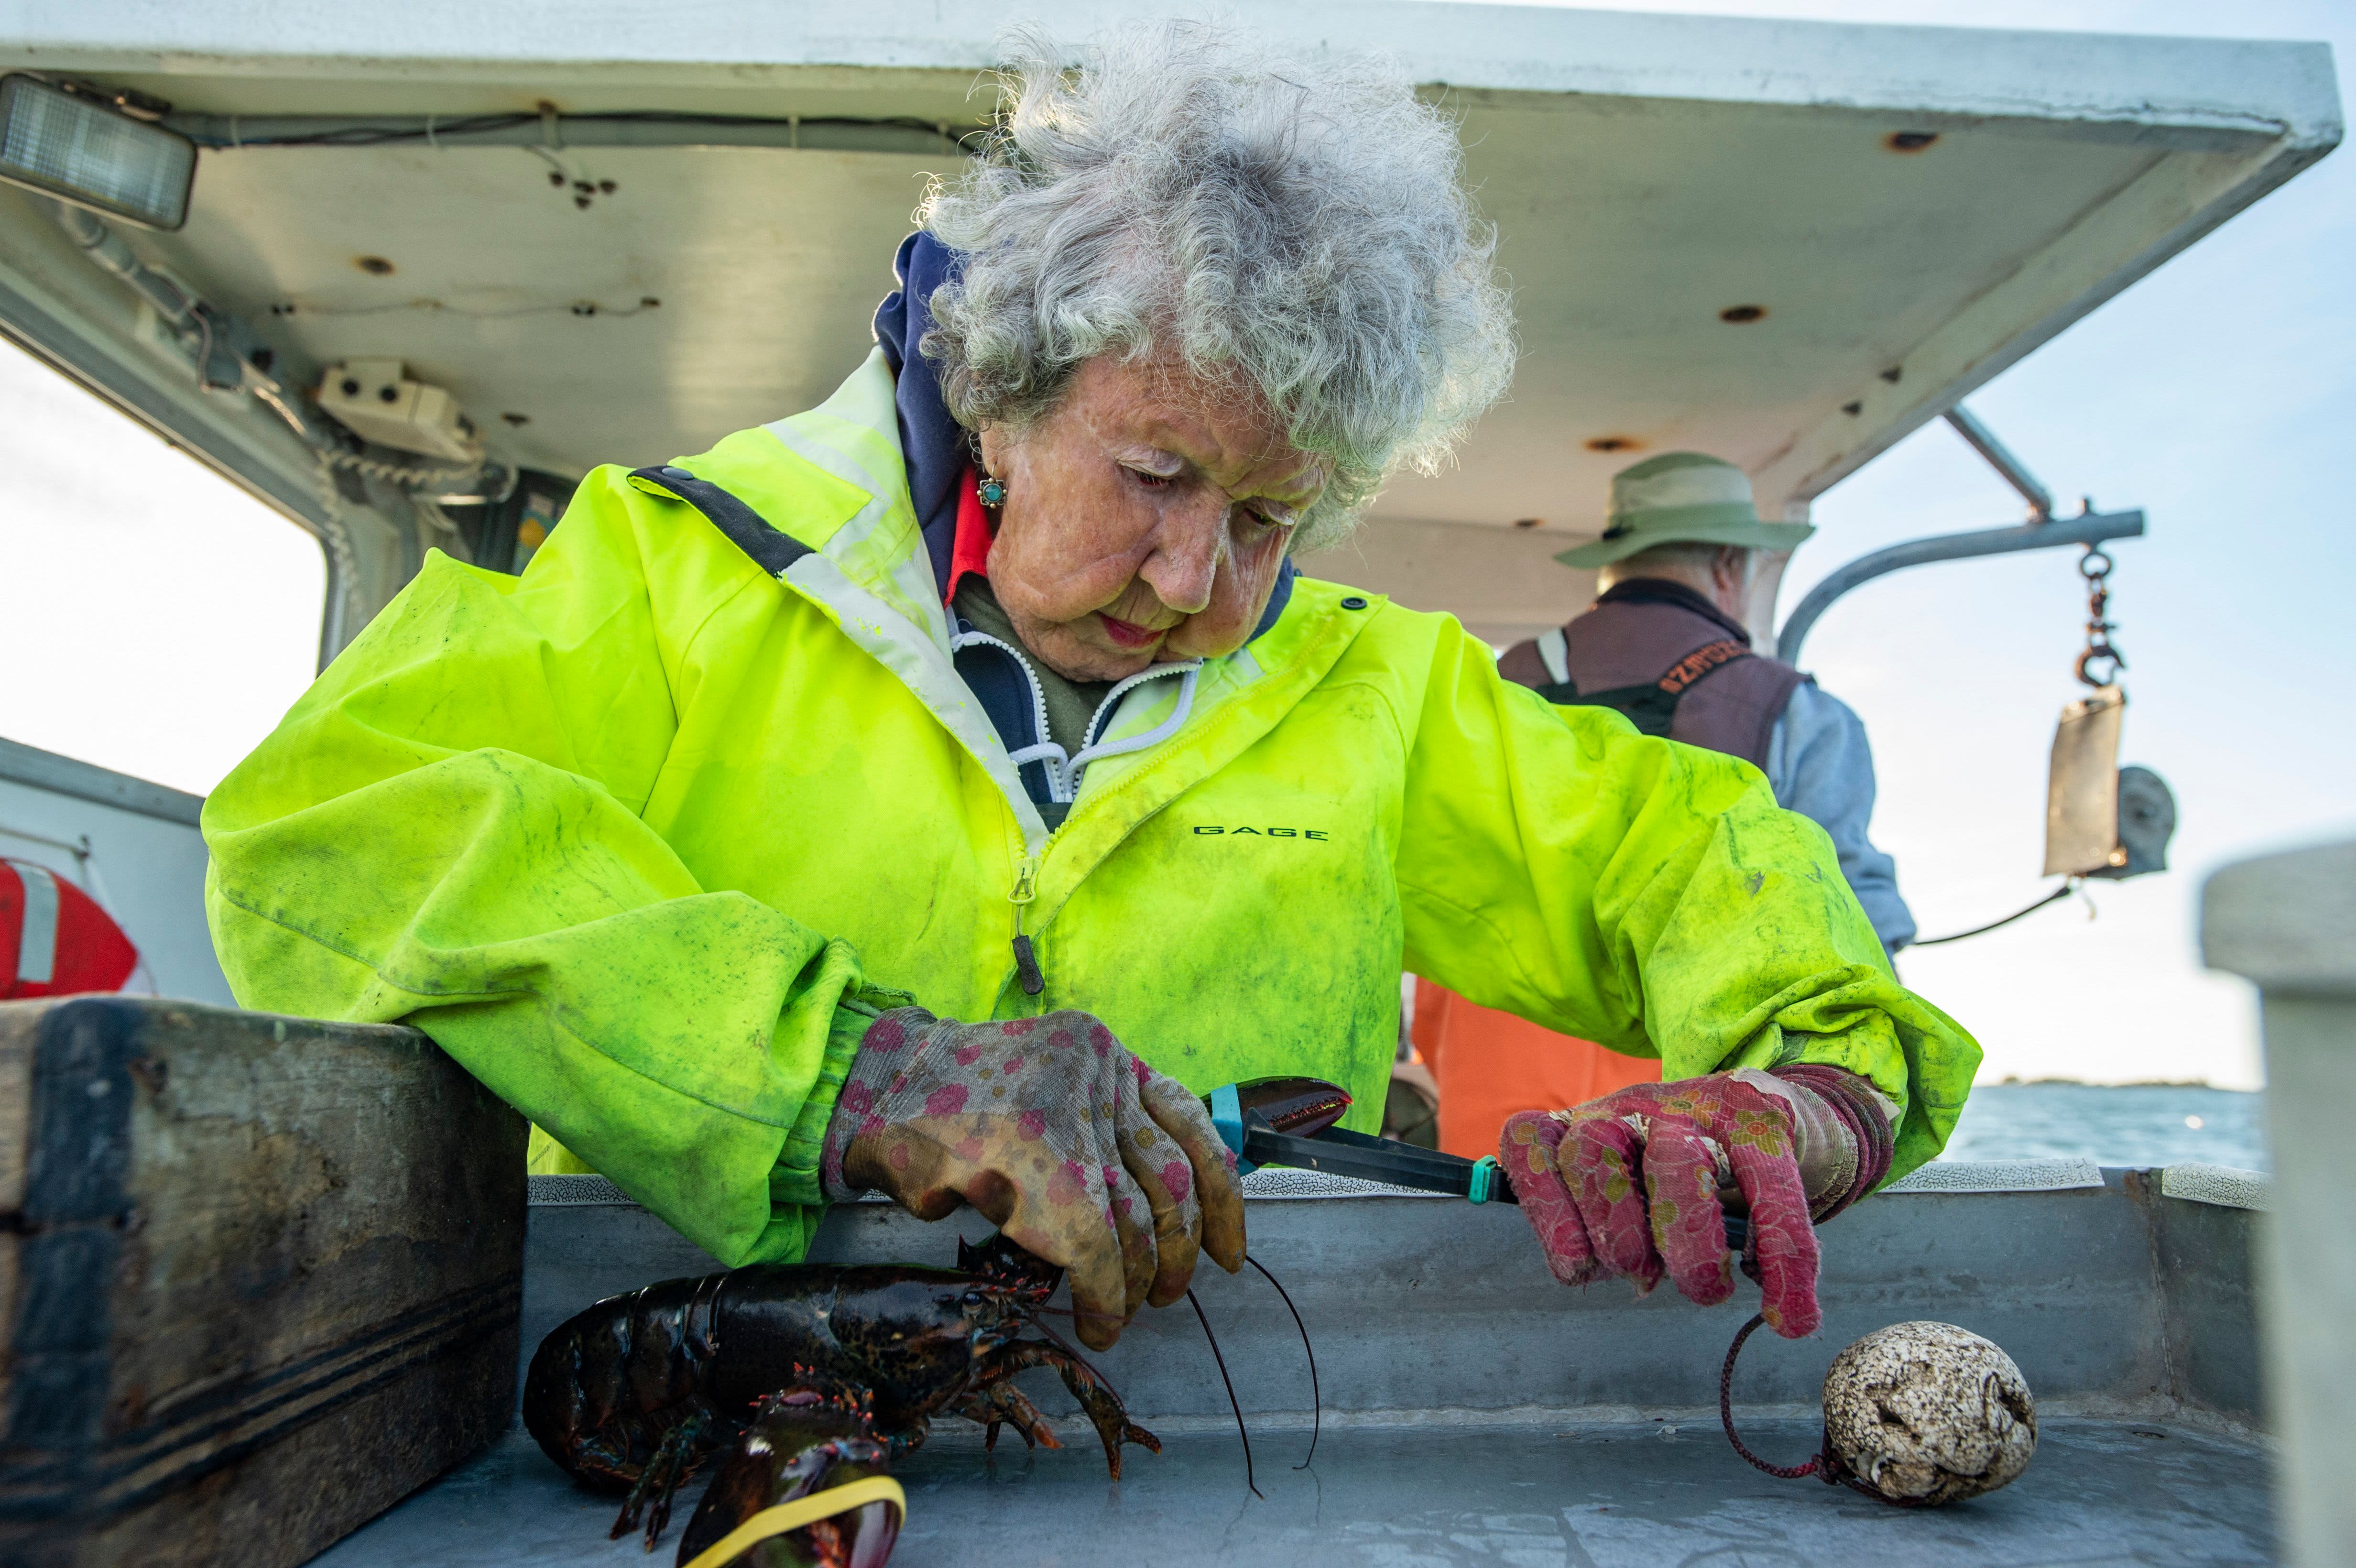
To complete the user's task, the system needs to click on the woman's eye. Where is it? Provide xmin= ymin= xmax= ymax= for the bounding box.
xmin=1126 ymin=466 xmax=1175 ymax=489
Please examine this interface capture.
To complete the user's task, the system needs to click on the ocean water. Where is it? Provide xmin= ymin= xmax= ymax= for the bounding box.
xmin=1936 ymin=1081 xmax=2267 ymax=1172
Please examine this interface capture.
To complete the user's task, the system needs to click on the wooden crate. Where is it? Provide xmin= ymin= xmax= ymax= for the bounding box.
xmin=0 ymin=997 xmax=526 ymax=1568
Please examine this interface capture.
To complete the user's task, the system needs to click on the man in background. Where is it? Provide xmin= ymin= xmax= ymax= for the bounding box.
xmin=1412 ymin=451 xmax=1913 ymax=1157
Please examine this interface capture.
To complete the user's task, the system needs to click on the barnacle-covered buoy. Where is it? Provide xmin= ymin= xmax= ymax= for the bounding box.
xmin=1821 ymin=1321 xmax=2038 ymax=1504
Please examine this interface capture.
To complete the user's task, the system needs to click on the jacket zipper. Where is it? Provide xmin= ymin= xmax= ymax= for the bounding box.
xmin=1009 ymin=853 xmax=1045 ymax=997
xmin=958 ymin=623 xmax=1205 ymax=1004
xmin=950 ymin=627 xmax=1072 ymax=800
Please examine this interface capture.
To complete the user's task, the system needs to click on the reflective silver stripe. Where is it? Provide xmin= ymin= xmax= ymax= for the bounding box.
xmin=7 ymin=859 xmax=59 ymax=985
xmin=1537 ymin=627 xmax=1572 ymax=686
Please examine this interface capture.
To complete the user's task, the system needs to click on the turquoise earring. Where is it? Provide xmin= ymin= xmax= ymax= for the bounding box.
xmin=977 ymin=475 xmax=1007 ymax=508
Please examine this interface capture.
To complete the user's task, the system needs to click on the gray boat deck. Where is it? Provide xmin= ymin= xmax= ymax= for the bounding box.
xmin=319 ymin=1417 xmax=2269 ymax=1567
xmin=315 ymin=1165 xmax=2276 ymax=1567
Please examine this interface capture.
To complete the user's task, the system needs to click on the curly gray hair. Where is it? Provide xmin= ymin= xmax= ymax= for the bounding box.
xmin=920 ymin=22 xmax=1515 ymax=547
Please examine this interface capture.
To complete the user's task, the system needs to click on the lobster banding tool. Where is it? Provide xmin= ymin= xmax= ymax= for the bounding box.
xmin=1203 ymin=1075 xmax=1755 ymax=1251
xmin=1205 ymin=1076 xmax=1517 ymax=1202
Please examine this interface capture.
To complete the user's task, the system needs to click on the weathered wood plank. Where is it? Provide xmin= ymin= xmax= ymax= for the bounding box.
xmin=0 ymin=1019 xmax=30 ymax=1427
xmin=0 ymin=997 xmax=526 ymax=1568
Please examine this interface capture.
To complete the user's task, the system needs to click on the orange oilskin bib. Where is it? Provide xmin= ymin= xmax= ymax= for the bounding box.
xmin=1410 ymin=980 xmax=1659 ymax=1161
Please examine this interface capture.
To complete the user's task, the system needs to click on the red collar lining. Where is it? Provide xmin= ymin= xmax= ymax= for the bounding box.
xmin=943 ymin=467 xmax=994 ymax=606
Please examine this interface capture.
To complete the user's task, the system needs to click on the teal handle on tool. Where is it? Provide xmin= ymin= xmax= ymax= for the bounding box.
xmin=1209 ymin=1082 xmax=1254 ymax=1175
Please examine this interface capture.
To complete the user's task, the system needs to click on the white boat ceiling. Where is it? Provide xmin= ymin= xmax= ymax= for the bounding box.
xmin=0 ymin=2 xmax=2339 ymax=642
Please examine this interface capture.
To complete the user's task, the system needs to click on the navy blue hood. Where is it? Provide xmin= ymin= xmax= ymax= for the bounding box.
xmin=871 ymin=231 xmax=1295 ymax=636
xmin=873 ymin=231 xmax=971 ymax=599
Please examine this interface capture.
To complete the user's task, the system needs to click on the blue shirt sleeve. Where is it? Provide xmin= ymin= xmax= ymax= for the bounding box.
xmin=1765 ymin=681 xmax=1917 ymax=954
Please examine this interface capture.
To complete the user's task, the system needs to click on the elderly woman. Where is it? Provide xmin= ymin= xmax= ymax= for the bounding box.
xmin=203 ymin=26 xmax=1975 ymax=1351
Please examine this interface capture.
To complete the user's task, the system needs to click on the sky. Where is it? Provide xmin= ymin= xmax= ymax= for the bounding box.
xmin=0 ymin=0 xmax=2347 ymax=1089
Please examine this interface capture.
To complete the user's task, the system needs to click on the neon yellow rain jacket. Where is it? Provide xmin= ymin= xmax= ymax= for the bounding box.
xmin=203 ymin=350 xmax=1979 ymax=1268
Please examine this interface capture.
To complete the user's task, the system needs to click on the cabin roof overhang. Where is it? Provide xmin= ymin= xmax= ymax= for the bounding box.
xmin=0 ymin=2 xmax=2338 ymax=641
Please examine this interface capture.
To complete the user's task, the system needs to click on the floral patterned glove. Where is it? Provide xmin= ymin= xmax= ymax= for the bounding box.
xmin=821 ymin=1007 xmax=1245 ymax=1350
xmin=1499 ymin=1067 xmax=1892 ymax=1339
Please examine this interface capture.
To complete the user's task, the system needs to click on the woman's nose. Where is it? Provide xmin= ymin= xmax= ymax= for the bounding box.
xmin=1139 ymin=502 xmax=1227 ymax=616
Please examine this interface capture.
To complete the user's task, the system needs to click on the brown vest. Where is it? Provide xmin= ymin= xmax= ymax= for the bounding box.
xmin=1498 ymin=581 xmax=1807 ymax=771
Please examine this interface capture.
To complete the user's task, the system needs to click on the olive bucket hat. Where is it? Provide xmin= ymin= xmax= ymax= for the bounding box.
xmin=1553 ymin=451 xmax=1816 ymax=568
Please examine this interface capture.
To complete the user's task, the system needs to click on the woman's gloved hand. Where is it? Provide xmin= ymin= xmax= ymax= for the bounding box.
xmin=821 ymin=1007 xmax=1246 ymax=1350
xmin=1499 ymin=1066 xmax=1893 ymax=1339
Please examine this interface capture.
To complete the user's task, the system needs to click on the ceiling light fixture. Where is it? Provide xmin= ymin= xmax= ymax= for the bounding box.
xmin=0 ymin=75 xmax=197 ymax=230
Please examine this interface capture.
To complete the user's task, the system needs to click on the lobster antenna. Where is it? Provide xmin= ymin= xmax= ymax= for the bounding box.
xmin=1244 ymin=1254 xmax=1320 ymax=1470
xmin=1186 ymin=1287 xmax=1261 ymax=1499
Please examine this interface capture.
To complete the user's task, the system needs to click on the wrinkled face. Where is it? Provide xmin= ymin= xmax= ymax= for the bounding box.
xmin=977 ymin=357 xmax=1330 ymax=682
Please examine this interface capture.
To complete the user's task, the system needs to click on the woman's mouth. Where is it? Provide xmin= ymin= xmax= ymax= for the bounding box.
xmin=1097 ymin=613 xmax=1165 ymax=650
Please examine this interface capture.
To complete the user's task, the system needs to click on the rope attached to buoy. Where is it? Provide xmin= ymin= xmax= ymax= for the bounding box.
xmin=1717 ymin=1314 xmax=1929 ymax=1508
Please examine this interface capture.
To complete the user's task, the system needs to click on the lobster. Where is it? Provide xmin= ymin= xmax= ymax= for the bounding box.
xmin=528 ymin=1080 xmax=1347 ymax=1563
xmin=522 ymin=1233 xmax=1157 ymax=1565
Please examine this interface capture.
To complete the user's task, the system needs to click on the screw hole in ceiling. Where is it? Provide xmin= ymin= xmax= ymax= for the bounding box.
xmin=1719 ymin=305 xmax=1766 ymax=324
xmin=355 ymin=255 xmax=395 ymax=276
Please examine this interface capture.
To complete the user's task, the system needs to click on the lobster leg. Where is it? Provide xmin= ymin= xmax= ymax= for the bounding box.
xmin=882 ymin=1414 xmax=931 ymax=1462
xmin=954 ymin=1380 xmax=1065 ymax=1456
xmin=975 ymin=1339 xmax=1161 ymax=1479
xmin=610 ymin=1407 xmax=715 ymax=1548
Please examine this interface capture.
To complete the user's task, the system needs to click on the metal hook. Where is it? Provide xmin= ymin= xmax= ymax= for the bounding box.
xmin=2075 ymin=647 xmax=2126 ymax=687
xmin=2074 ymin=544 xmax=2126 ymax=688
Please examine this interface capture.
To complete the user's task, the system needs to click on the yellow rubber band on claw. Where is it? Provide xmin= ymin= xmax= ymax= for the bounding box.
xmin=675 ymin=1476 xmax=907 ymax=1568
